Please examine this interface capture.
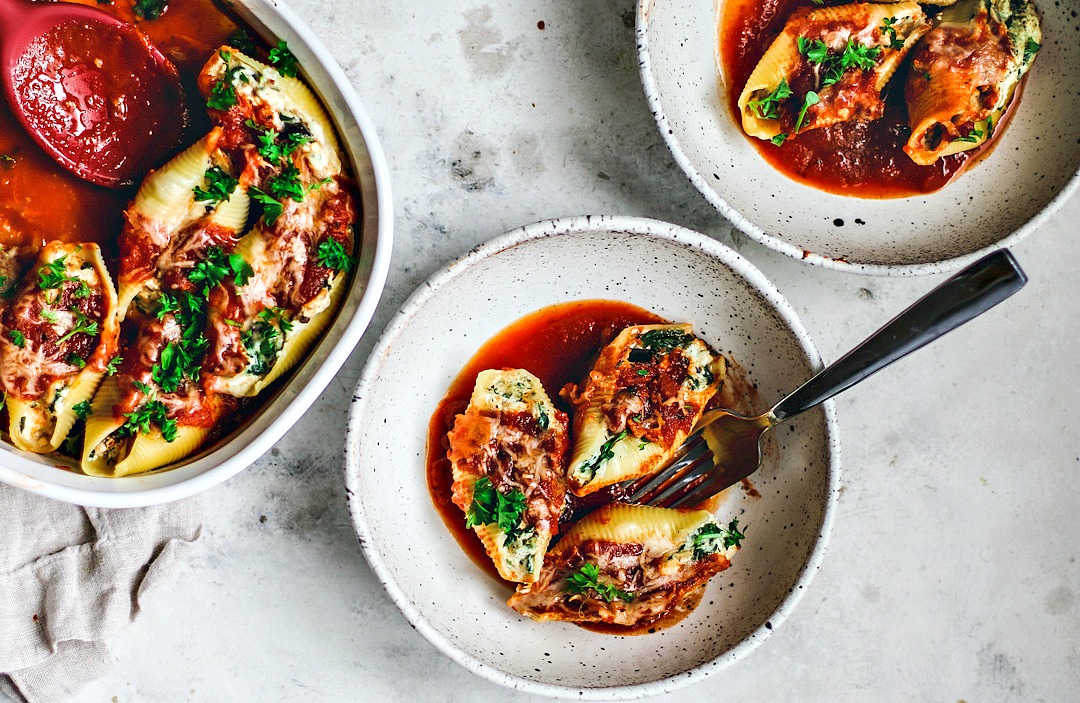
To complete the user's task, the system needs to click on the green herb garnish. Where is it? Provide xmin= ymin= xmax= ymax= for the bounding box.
xmin=8 ymin=330 xmax=24 ymax=348
xmin=793 ymin=91 xmax=820 ymax=135
xmin=880 ymin=17 xmax=905 ymax=50
xmin=193 ymin=166 xmax=239 ymax=205
xmin=746 ymin=79 xmax=792 ymax=120
xmin=465 ymin=477 xmax=527 ymax=538
xmin=67 ymin=353 xmax=86 ymax=369
xmin=106 ymin=354 xmax=122 ymax=376
xmin=73 ymin=400 xmax=92 ymax=420
xmin=133 ymin=0 xmax=167 ymax=20
xmin=690 ymin=518 xmax=746 ymax=560
xmin=119 ymin=400 xmax=177 ymax=443
xmin=55 ymin=311 xmax=98 ymax=345
xmin=565 ymin=563 xmax=634 ymax=603
xmin=268 ymin=40 xmax=299 ymax=77
xmin=316 ymin=238 xmax=352 ymax=272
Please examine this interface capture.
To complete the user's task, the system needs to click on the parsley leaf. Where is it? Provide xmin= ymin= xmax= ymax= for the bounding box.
xmin=793 ymin=91 xmax=820 ymax=135
xmin=193 ymin=166 xmax=239 ymax=205
xmin=268 ymin=40 xmax=299 ymax=77
xmin=119 ymin=399 xmax=177 ymax=443
xmin=55 ymin=311 xmax=98 ymax=345
xmin=227 ymin=29 xmax=256 ymax=55
xmin=565 ymin=563 xmax=634 ymax=603
xmin=9 ymin=330 xmax=24 ymax=348
xmin=1022 ymin=38 xmax=1040 ymax=66
xmin=41 ymin=309 xmax=59 ymax=324
xmin=770 ymin=132 xmax=788 ymax=146
xmin=746 ymin=79 xmax=792 ymax=120
xmin=690 ymin=518 xmax=746 ymax=560
xmin=73 ymin=400 xmax=92 ymax=420
xmin=249 ymin=187 xmax=284 ymax=225
xmin=465 ymin=477 xmax=528 ymax=538
xmin=106 ymin=354 xmax=123 ymax=376
xmin=189 ymin=247 xmax=241 ymax=295
xmin=151 ymin=293 xmax=209 ymax=393
xmin=67 ymin=353 xmax=86 ymax=369
xmin=133 ymin=0 xmax=167 ymax=20
xmin=535 ymin=403 xmax=549 ymax=431
xmin=316 ymin=238 xmax=352 ymax=272
xmin=37 ymin=255 xmax=69 ymax=290
xmin=952 ymin=128 xmax=984 ymax=144
xmin=240 ymin=308 xmax=291 ymax=376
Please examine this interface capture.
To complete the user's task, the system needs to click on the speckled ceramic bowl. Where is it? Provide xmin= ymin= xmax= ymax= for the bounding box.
xmin=638 ymin=0 xmax=1080 ymax=275
xmin=0 ymin=0 xmax=393 ymax=508
xmin=345 ymin=216 xmax=840 ymax=699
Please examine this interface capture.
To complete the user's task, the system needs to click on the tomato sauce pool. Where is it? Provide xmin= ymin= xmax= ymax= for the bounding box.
xmin=426 ymin=300 xmax=667 ymax=584
xmin=0 ymin=0 xmax=240 ymax=252
xmin=718 ymin=0 xmax=990 ymax=197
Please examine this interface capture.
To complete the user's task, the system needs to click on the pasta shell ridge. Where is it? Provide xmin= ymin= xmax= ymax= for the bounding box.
xmin=555 ymin=503 xmax=714 ymax=555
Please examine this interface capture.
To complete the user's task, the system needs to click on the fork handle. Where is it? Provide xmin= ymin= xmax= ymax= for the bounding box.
xmin=770 ymin=249 xmax=1027 ymax=422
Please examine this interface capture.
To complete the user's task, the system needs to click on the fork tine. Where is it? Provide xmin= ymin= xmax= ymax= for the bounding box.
xmin=646 ymin=454 xmax=714 ymax=508
xmin=623 ymin=434 xmax=708 ymax=503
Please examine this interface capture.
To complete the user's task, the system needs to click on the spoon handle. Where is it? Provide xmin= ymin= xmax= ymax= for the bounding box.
xmin=770 ymin=249 xmax=1028 ymax=423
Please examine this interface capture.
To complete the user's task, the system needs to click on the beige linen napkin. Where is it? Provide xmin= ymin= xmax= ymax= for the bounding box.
xmin=0 ymin=482 xmax=201 ymax=702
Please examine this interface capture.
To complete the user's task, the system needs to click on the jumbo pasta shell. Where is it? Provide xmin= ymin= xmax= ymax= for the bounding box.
xmin=554 ymin=503 xmax=713 ymax=556
xmin=738 ymin=2 xmax=929 ymax=140
xmin=903 ymin=0 xmax=1040 ymax=165
xmin=3 ymin=243 xmax=119 ymax=453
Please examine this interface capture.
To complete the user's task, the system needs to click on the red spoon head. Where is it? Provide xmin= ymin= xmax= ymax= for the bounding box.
xmin=1 ymin=2 xmax=187 ymax=188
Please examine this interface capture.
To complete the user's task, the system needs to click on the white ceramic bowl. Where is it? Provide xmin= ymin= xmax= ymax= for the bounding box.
xmin=345 ymin=216 xmax=840 ymax=699
xmin=638 ymin=0 xmax=1080 ymax=275
xmin=0 ymin=1 xmax=393 ymax=508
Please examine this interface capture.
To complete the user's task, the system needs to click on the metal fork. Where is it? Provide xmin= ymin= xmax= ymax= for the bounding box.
xmin=625 ymin=249 xmax=1028 ymax=509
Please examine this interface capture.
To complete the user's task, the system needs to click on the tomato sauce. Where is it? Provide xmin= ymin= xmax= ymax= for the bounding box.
xmin=426 ymin=300 xmax=667 ymax=584
xmin=0 ymin=0 xmax=241 ymax=254
xmin=718 ymin=0 xmax=983 ymax=197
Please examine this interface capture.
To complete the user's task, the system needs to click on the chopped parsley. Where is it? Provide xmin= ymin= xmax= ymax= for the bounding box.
xmin=465 ymin=477 xmax=528 ymax=538
xmin=189 ymin=247 xmax=252 ymax=295
xmin=119 ymin=399 xmax=177 ymax=443
xmin=55 ymin=311 xmax=98 ymax=345
xmin=565 ymin=563 xmax=634 ymax=603
xmin=746 ymin=79 xmax=792 ymax=120
xmin=133 ymin=0 xmax=167 ymax=20
xmin=193 ymin=166 xmax=239 ymax=205
xmin=151 ymin=293 xmax=209 ymax=394
xmin=106 ymin=354 xmax=122 ymax=376
xmin=316 ymin=238 xmax=352 ymax=272
xmin=73 ymin=400 xmax=92 ymax=420
xmin=268 ymin=40 xmax=299 ymax=78
xmin=639 ymin=328 xmax=693 ymax=351
xmin=206 ymin=53 xmax=249 ymax=111
xmin=40 ymin=309 xmax=59 ymax=324
xmin=770 ymin=133 xmax=788 ymax=146
xmin=250 ymin=167 xmax=329 ymax=226
xmin=8 ymin=330 xmax=24 ymax=348
xmin=67 ymin=353 xmax=86 ymax=369
xmin=247 ymin=120 xmax=312 ymax=164
xmin=133 ymin=379 xmax=154 ymax=395
xmin=690 ymin=518 xmax=746 ymax=560
xmin=798 ymin=37 xmax=880 ymax=88
xmin=37 ymin=256 xmax=70 ymax=291
xmin=793 ymin=91 xmax=820 ymax=135
xmin=879 ymin=17 xmax=905 ymax=50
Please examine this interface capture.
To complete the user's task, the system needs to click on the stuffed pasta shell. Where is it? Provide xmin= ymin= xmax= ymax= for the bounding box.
xmin=903 ymin=0 xmax=1041 ymax=165
xmin=563 ymin=324 xmax=725 ymax=497
xmin=195 ymin=47 xmax=359 ymax=397
xmin=446 ymin=369 xmax=570 ymax=583
xmin=80 ymin=288 xmax=235 ymax=477
xmin=117 ymin=131 xmax=250 ymax=319
xmin=508 ymin=503 xmax=745 ymax=628
xmin=738 ymin=2 xmax=930 ymax=143
xmin=0 ymin=243 xmax=119 ymax=453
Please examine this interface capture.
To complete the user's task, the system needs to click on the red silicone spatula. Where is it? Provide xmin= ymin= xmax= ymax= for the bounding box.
xmin=0 ymin=0 xmax=186 ymax=188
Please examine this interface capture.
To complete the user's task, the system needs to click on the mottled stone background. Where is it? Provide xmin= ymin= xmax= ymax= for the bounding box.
xmin=9 ymin=0 xmax=1077 ymax=701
